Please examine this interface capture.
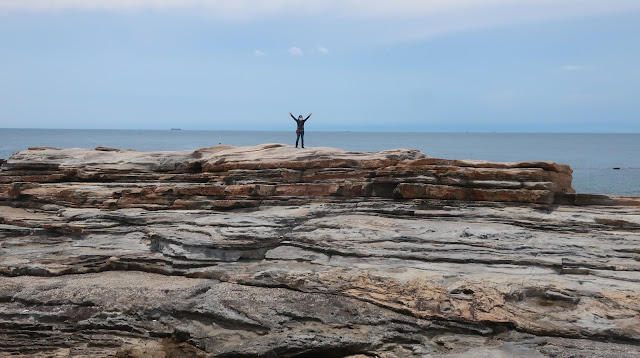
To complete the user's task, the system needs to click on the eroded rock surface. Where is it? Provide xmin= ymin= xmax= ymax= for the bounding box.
xmin=1 ymin=145 xmax=639 ymax=357
xmin=0 ymin=144 xmax=576 ymax=209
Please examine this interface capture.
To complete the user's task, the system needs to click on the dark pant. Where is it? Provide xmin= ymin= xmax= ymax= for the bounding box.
xmin=296 ymin=131 xmax=305 ymax=147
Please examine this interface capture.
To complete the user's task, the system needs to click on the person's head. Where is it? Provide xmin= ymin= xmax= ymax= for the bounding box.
xmin=298 ymin=115 xmax=303 ymax=120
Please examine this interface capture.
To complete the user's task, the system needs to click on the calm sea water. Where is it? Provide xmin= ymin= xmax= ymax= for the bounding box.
xmin=1 ymin=129 xmax=638 ymax=196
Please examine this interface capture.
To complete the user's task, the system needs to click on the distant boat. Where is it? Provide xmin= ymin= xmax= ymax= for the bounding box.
xmin=170 ymin=128 xmax=182 ymax=131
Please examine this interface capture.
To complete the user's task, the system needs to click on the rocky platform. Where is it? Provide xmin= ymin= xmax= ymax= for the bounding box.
xmin=0 ymin=144 xmax=639 ymax=357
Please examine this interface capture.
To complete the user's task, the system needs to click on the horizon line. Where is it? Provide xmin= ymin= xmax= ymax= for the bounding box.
xmin=2 ymin=128 xmax=639 ymax=135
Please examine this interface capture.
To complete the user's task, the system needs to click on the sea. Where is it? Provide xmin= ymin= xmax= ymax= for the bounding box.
xmin=0 ymin=129 xmax=638 ymax=196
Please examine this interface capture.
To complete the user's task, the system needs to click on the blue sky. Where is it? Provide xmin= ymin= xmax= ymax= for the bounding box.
xmin=1 ymin=0 xmax=639 ymax=132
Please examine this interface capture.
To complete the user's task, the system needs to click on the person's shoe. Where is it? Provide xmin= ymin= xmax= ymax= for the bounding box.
xmin=295 ymin=146 xmax=298 ymax=148
xmin=301 ymin=146 xmax=305 ymax=148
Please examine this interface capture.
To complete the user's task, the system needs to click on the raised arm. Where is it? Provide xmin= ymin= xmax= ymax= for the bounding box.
xmin=289 ymin=112 xmax=297 ymax=121
xmin=305 ymin=113 xmax=312 ymax=120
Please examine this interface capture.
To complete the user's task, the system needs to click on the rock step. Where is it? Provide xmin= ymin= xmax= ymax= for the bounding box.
xmin=0 ymin=145 xmax=575 ymax=208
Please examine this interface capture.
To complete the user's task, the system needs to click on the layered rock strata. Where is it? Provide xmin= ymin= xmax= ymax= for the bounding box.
xmin=0 ymin=144 xmax=575 ymax=210
xmin=1 ymin=144 xmax=639 ymax=357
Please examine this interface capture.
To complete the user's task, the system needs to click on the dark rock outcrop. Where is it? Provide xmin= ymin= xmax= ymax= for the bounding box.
xmin=1 ymin=144 xmax=639 ymax=357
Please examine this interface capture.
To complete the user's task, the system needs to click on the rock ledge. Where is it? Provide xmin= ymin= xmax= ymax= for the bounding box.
xmin=1 ymin=145 xmax=639 ymax=357
xmin=1 ymin=144 xmax=575 ymax=210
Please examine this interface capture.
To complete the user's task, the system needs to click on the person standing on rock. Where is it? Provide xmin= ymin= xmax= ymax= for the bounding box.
xmin=289 ymin=112 xmax=312 ymax=148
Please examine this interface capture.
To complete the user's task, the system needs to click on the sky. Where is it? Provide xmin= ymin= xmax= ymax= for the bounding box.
xmin=1 ymin=0 xmax=639 ymax=132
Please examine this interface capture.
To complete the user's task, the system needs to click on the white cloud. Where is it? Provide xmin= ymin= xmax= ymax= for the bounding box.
xmin=0 ymin=0 xmax=464 ymax=13
xmin=560 ymin=65 xmax=595 ymax=72
xmin=2 ymin=1 xmax=640 ymax=42
xmin=288 ymin=46 xmax=303 ymax=56
xmin=3 ymin=1 xmax=639 ymax=20
xmin=316 ymin=45 xmax=329 ymax=54
xmin=254 ymin=50 xmax=266 ymax=56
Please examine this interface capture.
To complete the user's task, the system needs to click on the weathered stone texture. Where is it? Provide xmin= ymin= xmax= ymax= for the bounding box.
xmin=1 ymin=144 xmax=639 ymax=357
xmin=0 ymin=144 xmax=576 ymax=209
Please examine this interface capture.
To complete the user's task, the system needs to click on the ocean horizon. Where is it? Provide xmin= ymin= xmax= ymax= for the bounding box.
xmin=1 ymin=128 xmax=638 ymax=196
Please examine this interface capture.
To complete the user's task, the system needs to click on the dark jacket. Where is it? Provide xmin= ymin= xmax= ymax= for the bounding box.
xmin=291 ymin=114 xmax=311 ymax=131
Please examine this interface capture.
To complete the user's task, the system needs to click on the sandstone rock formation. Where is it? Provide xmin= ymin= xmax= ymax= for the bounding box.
xmin=0 ymin=144 xmax=575 ymax=210
xmin=1 ymin=144 xmax=639 ymax=357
